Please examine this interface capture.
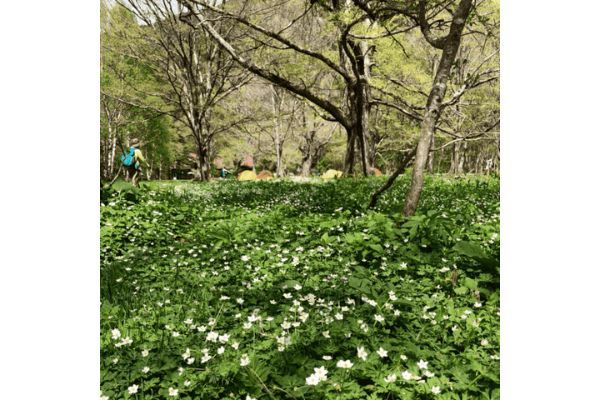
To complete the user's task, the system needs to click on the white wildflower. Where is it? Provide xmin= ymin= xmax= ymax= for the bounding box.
xmin=206 ymin=331 xmax=219 ymax=342
xmin=182 ymin=348 xmax=191 ymax=360
xmin=357 ymin=346 xmax=368 ymax=361
xmin=240 ymin=354 xmax=250 ymax=366
xmin=337 ymin=359 xmax=353 ymax=369
xmin=201 ymin=354 xmax=211 ymax=363
xmin=313 ymin=366 xmax=328 ymax=381
xmin=377 ymin=347 xmax=388 ymax=358
xmin=218 ymin=333 xmax=230 ymax=343
xmin=402 ymin=370 xmax=414 ymax=381
xmin=127 ymin=384 xmax=139 ymax=394
xmin=305 ymin=374 xmax=320 ymax=386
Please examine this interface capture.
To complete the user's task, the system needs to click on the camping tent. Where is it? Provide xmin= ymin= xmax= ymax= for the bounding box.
xmin=238 ymin=170 xmax=257 ymax=181
xmin=322 ymin=169 xmax=343 ymax=180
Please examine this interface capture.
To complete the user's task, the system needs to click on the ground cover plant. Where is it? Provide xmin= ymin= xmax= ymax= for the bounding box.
xmin=100 ymin=176 xmax=499 ymax=400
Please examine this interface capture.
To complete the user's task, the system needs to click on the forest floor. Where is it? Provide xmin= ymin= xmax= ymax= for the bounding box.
xmin=100 ymin=176 xmax=499 ymax=400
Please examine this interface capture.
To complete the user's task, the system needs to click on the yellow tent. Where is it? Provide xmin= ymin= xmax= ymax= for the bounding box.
xmin=238 ymin=170 xmax=257 ymax=181
xmin=322 ymin=169 xmax=343 ymax=180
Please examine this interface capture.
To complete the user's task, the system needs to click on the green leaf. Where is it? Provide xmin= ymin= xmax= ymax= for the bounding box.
xmin=464 ymin=277 xmax=478 ymax=290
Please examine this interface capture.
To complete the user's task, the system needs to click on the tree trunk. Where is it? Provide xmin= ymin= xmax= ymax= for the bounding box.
xmin=344 ymin=128 xmax=357 ymax=175
xmin=457 ymin=141 xmax=466 ymax=174
xmin=448 ymin=141 xmax=466 ymax=175
xmin=109 ymin=135 xmax=117 ymax=176
xmin=275 ymin=141 xmax=284 ymax=177
xmin=356 ymin=121 xmax=370 ymax=176
xmin=271 ymin=85 xmax=285 ymax=177
xmin=475 ymin=150 xmax=483 ymax=174
xmin=355 ymin=99 xmax=372 ymax=176
xmin=427 ymin=135 xmax=435 ymax=173
xmin=449 ymin=147 xmax=455 ymax=174
xmin=301 ymin=152 xmax=313 ymax=177
xmin=403 ymin=0 xmax=473 ymax=216
xmin=356 ymin=40 xmax=372 ymax=176
xmin=101 ymin=138 xmax=108 ymax=180
xmin=195 ymin=139 xmax=211 ymax=181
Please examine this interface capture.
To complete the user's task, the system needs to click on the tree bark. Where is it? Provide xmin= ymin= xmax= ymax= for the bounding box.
xmin=194 ymin=128 xmax=211 ymax=181
xmin=355 ymin=40 xmax=373 ymax=176
xmin=301 ymin=152 xmax=313 ymax=177
xmin=344 ymin=128 xmax=357 ymax=175
xmin=427 ymin=135 xmax=435 ymax=173
xmin=403 ymin=0 xmax=473 ymax=216
xmin=355 ymin=86 xmax=372 ymax=176
xmin=271 ymin=85 xmax=285 ymax=177
xmin=457 ymin=141 xmax=466 ymax=174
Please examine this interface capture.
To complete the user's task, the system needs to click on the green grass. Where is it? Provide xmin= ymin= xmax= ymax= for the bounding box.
xmin=100 ymin=176 xmax=499 ymax=400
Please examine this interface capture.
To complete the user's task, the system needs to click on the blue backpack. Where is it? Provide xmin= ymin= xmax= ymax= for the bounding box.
xmin=121 ymin=147 xmax=136 ymax=167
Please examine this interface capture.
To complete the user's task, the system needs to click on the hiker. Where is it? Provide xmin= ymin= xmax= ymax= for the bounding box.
xmin=219 ymin=167 xmax=229 ymax=178
xmin=121 ymin=138 xmax=148 ymax=187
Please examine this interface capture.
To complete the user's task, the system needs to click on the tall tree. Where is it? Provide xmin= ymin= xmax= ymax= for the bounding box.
xmin=402 ymin=0 xmax=474 ymax=215
xmin=354 ymin=0 xmax=492 ymax=214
